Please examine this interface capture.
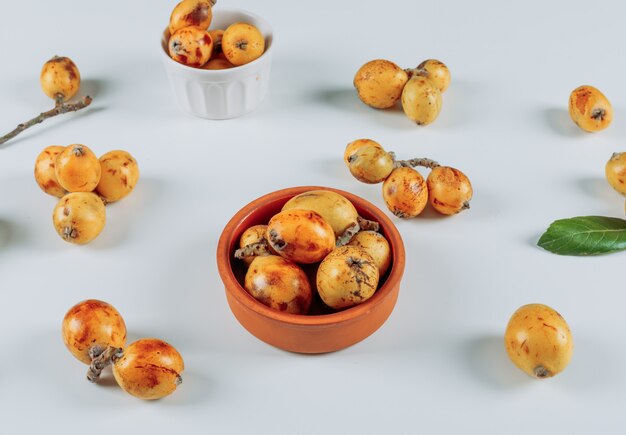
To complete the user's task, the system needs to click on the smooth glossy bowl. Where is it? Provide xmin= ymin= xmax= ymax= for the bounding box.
xmin=160 ymin=8 xmax=274 ymax=119
xmin=217 ymin=186 xmax=406 ymax=353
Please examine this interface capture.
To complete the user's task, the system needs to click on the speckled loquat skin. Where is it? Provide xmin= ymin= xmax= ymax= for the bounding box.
xmin=168 ymin=27 xmax=213 ymax=68
xmin=316 ymin=245 xmax=379 ymax=310
xmin=53 ymin=192 xmax=106 ymax=244
xmin=568 ymin=85 xmax=613 ymax=132
xmin=168 ymin=0 xmax=214 ymax=34
xmin=62 ymin=299 xmax=126 ymax=365
xmin=401 ymin=76 xmax=442 ymax=125
xmin=222 ymin=23 xmax=265 ymax=66
xmin=34 ymin=145 xmax=66 ymax=197
xmin=95 ymin=150 xmax=139 ymax=203
xmin=55 ymin=144 xmax=101 ymax=193
xmin=382 ymin=167 xmax=428 ymax=218
xmin=504 ymin=304 xmax=573 ymax=379
xmin=426 ymin=166 xmax=473 ymax=215
xmin=113 ymin=338 xmax=184 ymax=400
xmin=415 ymin=59 xmax=451 ymax=93
xmin=202 ymin=57 xmax=234 ymax=70
xmin=344 ymin=138 xmax=383 ymax=167
xmin=266 ymin=209 xmax=335 ymax=264
xmin=244 ymin=255 xmax=312 ymax=314
xmin=208 ymin=29 xmax=225 ymax=56
xmin=347 ymin=143 xmax=394 ymax=184
xmin=282 ymin=190 xmax=359 ymax=239
xmin=348 ymin=231 xmax=391 ymax=277
xmin=40 ymin=56 xmax=80 ymax=101
xmin=606 ymin=152 xmax=626 ymax=195
xmin=353 ymin=59 xmax=408 ymax=109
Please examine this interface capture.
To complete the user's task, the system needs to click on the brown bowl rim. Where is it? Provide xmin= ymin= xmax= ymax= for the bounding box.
xmin=216 ymin=186 xmax=405 ymax=327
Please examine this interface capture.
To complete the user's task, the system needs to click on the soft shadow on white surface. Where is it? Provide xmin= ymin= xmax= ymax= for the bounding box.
xmin=527 ymin=232 xmax=544 ymax=250
xmin=314 ymin=87 xmax=416 ymax=130
xmin=465 ymin=335 xmax=532 ymax=389
xmin=0 ymin=218 xmax=11 ymax=249
xmin=165 ymin=369 xmax=213 ymax=406
xmin=433 ymin=79 xmax=482 ymax=130
xmin=13 ymin=328 xmax=127 ymax=406
xmin=78 ymin=79 xmax=113 ymax=100
xmin=93 ymin=370 xmax=119 ymax=388
xmin=88 ymin=176 xmax=165 ymax=249
xmin=308 ymin=157 xmax=352 ymax=181
xmin=556 ymin=335 xmax=615 ymax=392
xmin=544 ymin=107 xmax=584 ymax=137
xmin=577 ymin=176 xmax=615 ymax=200
xmin=415 ymin=204 xmax=451 ymax=221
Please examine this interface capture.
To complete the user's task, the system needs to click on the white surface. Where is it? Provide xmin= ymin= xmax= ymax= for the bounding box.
xmin=0 ymin=0 xmax=624 ymax=433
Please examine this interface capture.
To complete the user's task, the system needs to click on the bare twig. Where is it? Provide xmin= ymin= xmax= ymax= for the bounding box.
xmin=0 ymin=95 xmax=92 ymax=146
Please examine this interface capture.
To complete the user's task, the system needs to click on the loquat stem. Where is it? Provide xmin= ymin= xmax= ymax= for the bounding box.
xmin=533 ymin=365 xmax=551 ymax=379
xmin=591 ymin=108 xmax=606 ymax=121
xmin=87 ymin=345 xmax=123 ymax=383
xmin=404 ymin=67 xmax=427 ymax=79
xmin=234 ymin=239 xmax=272 ymax=259
xmin=336 ymin=222 xmax=360 ymax=247
xmin=0 ymin=95 xmax=92 ymax=146
xmin=393 ymin=157 xmax=440 ymax=170
xmin=357 ymin=216 xmax=380 ymax=232
xmin=71 ymin=144 xmax=85 ymax=156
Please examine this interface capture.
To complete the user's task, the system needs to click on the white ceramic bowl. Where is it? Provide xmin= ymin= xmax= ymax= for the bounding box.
xmin=160 ymin=8 xmax=274 ymax=119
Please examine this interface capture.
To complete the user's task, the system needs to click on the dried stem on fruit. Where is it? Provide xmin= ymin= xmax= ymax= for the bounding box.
xmin=0 ymin=96 xmax=92 ymax=146
xmin=533 ymin=365 xmax=550 ymax=378
xmin=336 ymin=222 xmax=360 ymax=247
xmin=87 ymin=345 xmax=123 ymax=383
xmin=234 ymin=239 xmax=273 ymax=259
xmin=357 ymin=216 xmax=380 ymax=232
xmin=404 ymin=68 xmax=426 ymax=79
xmin=393 ymin=157 xmax=440 ymax=170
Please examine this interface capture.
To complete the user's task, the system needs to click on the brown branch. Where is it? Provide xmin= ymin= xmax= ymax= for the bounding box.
xmin=0 ymin=95 xmax=92 ymax=146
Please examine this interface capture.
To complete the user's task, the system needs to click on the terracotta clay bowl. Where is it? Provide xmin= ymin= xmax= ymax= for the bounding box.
xmin=216 ymin=186 xmax=406 ymax=354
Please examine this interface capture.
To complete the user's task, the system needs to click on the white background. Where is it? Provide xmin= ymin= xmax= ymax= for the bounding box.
xmin=0 ymin=0 xmax=624 ymax=433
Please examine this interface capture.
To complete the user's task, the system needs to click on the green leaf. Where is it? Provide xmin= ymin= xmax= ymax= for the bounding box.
xmin=538 ymin=216 xmax=626 ymax=256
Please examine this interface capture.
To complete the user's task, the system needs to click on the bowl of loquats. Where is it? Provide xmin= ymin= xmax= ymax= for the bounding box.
xmin=160 ymin=2 xmax=274 ymax=119
xmin=216 ymin=186 xmax=406 ymax=354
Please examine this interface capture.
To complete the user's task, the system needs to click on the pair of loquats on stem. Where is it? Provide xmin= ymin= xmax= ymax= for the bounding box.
xmin=167 ymin=0 xmax=265 ymax=70
xmin=63 ymin=300 xmax=184 ymax=400
xmin=345 ymin=139 xmax=473 ymax=218
xmin=354 ymin=59 xmax=451 ymax=125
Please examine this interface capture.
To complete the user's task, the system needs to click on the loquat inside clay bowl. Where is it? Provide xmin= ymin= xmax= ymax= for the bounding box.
xmin=216 ymin=186 xmax=406 ymax=354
